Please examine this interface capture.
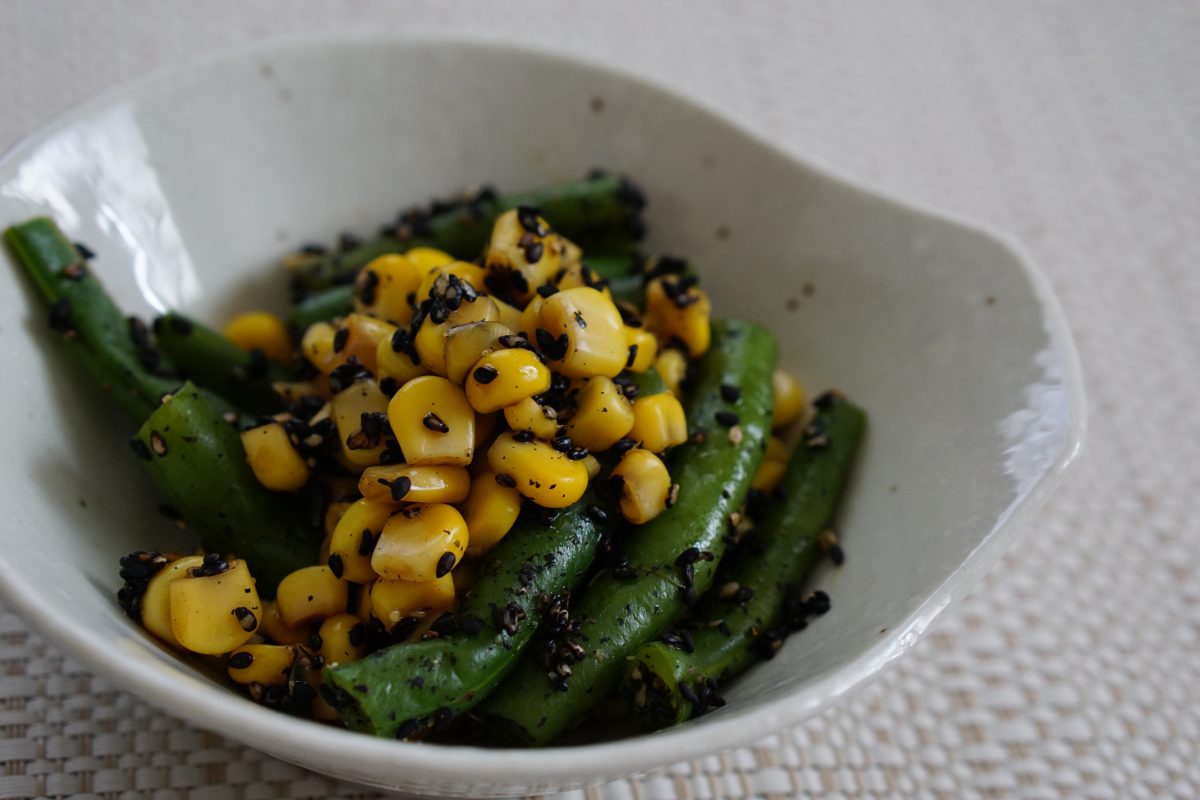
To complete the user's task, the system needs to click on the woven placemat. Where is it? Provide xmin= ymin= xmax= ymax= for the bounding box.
xmin=2 ymin=1 xmax=1199 ymax=797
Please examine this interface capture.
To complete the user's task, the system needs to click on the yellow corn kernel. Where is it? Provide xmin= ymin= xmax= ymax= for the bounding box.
xmin=317 ymin=613 xmax=367 ymax=667
xmin=355 ymin=581 xmax=374 ymax=623
xmin=581 ymin=454 xmax=602 ymax=480
xmin=223 ymin=311 xmax=293 ymax=363
xmin=370 ymin=575 xmax=455 ymax=627
xmin=324 ymin=501 xmax=352 ymax=538
xmin=553 ymin=262 xmax=614 ymax=302
xmin=240 ymin=422 xmax=310 ymax=492
xmin=371 ymin=503 xmax=469 ymax=583
xmin=771 ymin=368 xmax=805 ymax=429
xmin=334 ymin=313 xmax=397 ymax=373
xmin=655 ymin=347 xmax=688 ymax=396
xmin=375 ymin=333 xmax=428 ymax=387
xmin=519 ymin=294 xmax=545 ymax=341
xmin=494 ymin=299 xmax=524 ymax=331
xmin=358 ymin=464 xmax=471 ymax=505
xmin=301 ymin=322 xmax=338 ymax=373
xmin=355 ymin=254 xmax=424 ymax=325
xmin=487 ymin=431 xmax=589 ymax=508
xmin=328 ymin=498 xmax=393 ymax=584
xmin=484 ymin=209 xmax=563 ymax=303
xmin=610 ymin=448 xmax=672 ymax=525
xmin=413 ymin=296 xmax=499 ymax=376
xmin=645 ymin=276 xmax=712 ymax=357
xmin=415 ymin=261 xmax=488 ymax=302
xmin=765 ymin=435 xmax=791 ymax=463
xmin=474 ymin=410 xmax=499 ymax=453
xmin=226 ymin=643 xmax=295 ymax=686
xmin=274 ymin=381 xmax=326 ymax=406
xmin=628 ymin=393 xmax=689 ymax=453
xmin=751 ymin=459 xmax=787 ymax=494
xmin=259 ymin=599 xmax=310 ymax=645
xmin=559 ymin=235 xmax=583 ymax=266
xmin=465 ymin=348 xmax=552 ymax=414
xmin=461 ymin=469 xmax=522 ymax=556
xmin=169 ymin=559 xmax=261 ymax=655
xmin=140 ymin=555 xmax=204 ymax=647
xmin=502 ymin=396 xmax=559 ymax=440
xmin=404 ymin=246 xmax=455 ymax=273
xmin=331 ymin=378 xmax=393 ymax=467
xmin=623 ymin=326 xmax=658 ymax=373
xmin=539 ymin=287 xmax=628 ymax=378
xmin=275 ymin=566 xmax=348 ymax=628
xmin=444 ymin=321 xmax=517 ymax=385
xmin=565 ymin=376 xmax=635 ymax=451
xmin=387 ymin=375 xmax=475 ymax=466
xmin=451 ymin=557 xmax=480 ymax=595
xmin=312 ymin=692 xmax=341 ymax=722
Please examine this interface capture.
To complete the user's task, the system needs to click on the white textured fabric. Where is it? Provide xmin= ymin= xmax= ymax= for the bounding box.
xmin=2 ymin=1 xmax=1198 ymax=797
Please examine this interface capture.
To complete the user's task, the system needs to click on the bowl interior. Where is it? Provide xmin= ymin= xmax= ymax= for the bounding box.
xmin=0 ymin=37 xmax=1081 ymax=796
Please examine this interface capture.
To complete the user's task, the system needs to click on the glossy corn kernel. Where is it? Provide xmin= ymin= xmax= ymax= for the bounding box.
xmin=519 ymin=294 xmax=545 ymax=341
xmin=581 ymin=454 xmax=602 ymax=480
xmin=487 ymin=431 xmax=589 ymax=508
xmin=502 ymin=396 xmax=559 ymax=440
xmin=465 ymin=348 xmax=552 ymax=414
xmin=610 ymin=448 xmax=672 ymax=525
xmin=645 ymin=276 xmax=712 ymax=357
xmin=387 ymin=375 xmax=475 ymax=466
xmin=312 ymin=692 xmax=341 ymax=722
xmin=226 ymin=643 xmax=295 ymax=686
xmin=443 ymin=321 xmax=517 ymax=385
xmin=494 ymin=299 xmax=524 ymax=331
xmin=275 ymin=566 xmax=348 ymax=628
xmin=404 ymin=246 xmax=455 ymax=273
xmin=354 ymin=581 xmax=374 ymax=623
xmin=375 ymin=332 xmax=428 ymax=387
xmin=765 ymin=435 xmax=791 ymax=463
xmin=328 ymin=498 xmax=392 ymax=584
xmin=451 ymin=557 xmax=480 ymax=595
xmin=355 ymin=254 xmax=423 ymax=325
xmin=655 ymin=347 xmax=688 ymax=396
xmin=317 ymin=613 xmax=367 ymax=667
xmin=335 ymin=313 xmax=397 ymax=373
xmin=414 ymin=296 xmax=499 ymax=376
xmin=565 ymin=376 xmax=635 ymax=451
xmin=370 ymin=575 xmax=455 ymax=628
xmin=415 ymin=261 xmax=488 ymax=302
xmin=140 ymin=555 xmax=204 ymax=647
xmin=751 ymin=458 xmax=787 ymax=494
xmin=240 ymin=422 xmax=310 ymax=492
xmin=260 ymin=598 xmax=309 ymax=645
xmin=371 ymin=503 xmax=469 ymax=583
xmin=324 ymin=501 xmax=352 ymax=538
xmin=474 ymin=410 xmax=499 ymax=454
xmin=301 ymin=322 xmax=338 ymax=373
xmin=169 ymin=559 xmax=261 ymax=655
xmin=771 ymin=368 xmax=805 ymax=429
xmin=539 ymin=287 xmax=628 ymax=378
xmin=223 ymin=311 xmax=293 ymax=363
xmin=628 ymin=393 xmax=689 ymax=453
xmin=623 ymin=326 xmax=658 ymax=373
xmin=484 ymin=209 xmax=563 ymax=303
xmin=331 ymin=378 xmax=393 ymax=467
xmin=553 ymin=262 xmax=611 ymax=298
xmin=462 ymin=469 xmax=522 ymax=556
xmin=358 ymin=464 xmax=471 ymax=505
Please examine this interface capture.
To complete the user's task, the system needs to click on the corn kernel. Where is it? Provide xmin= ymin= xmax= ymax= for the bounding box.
xmin=318 ymin=613 xmax=367 ymax=667
xmin=240 ymin=422 xmax=310 ymax=492
xmin=404 ymin=246 xmax=455 ymax=273
xmin=581 ymin=454 xmax=602 ymax=480
xmin=655 ymin=348 xmax=688 ymax=396
xmin=610 ymin=448 xmax=672 ymax=524
xmin=140 ymin=555 xmax=204 ymax=647
xmin=324 ymin=501 xmax=352 ymax=538
xmin=451 ymin=557 xmax=480 ymax=595
xmin=260 ymin=599 xmax=309 ymax=645
xmin=276 ymin=566 xmax=348 ymax=627
xmin=474 ymin=410 xmax=499 ymax=453
xmin=765 ymin=435 xmax=791 ymax=463
xmin=519 ymin=295 xmax=545 ymax=341
xmin=415 ymin=261 xmax=488 ymax=302
xmin=355 ymin=254 xmax=423 ymax=325
xmin=462 ymin=469 xmax=522 ymax=556
xmin=494 ymin=299 xmax=524 ymax=331
xmin=358 ymin=464 xmax=471 ymax=505
xmin=565 ymin=376 xmax=635 ymax=451
xmin=414 ymin=296 xmax=499 ymax=376
xmin=331 ymin=378 xmax=394 ymax=467
xmin=484 ymin=209 xmax=563 ymax=303
xmin=553 ymin=262 xmax=614 ymax=302
xmin=751 ymin=459 xmax=787 ymax=493
xmin=444 ymin=321 xmax=518 ymax=385
xmin=539 ymin=287 xmax=628 ymax=378
xmin=169 ymin=559 xmax=261 ymax=655
xmin=328 ymin=498 xmax=392 ymax=584
xmin=387 ymin=375 xmax=475 ymax=465
xmin=335 ymin=313 xmax=397 ymax=373
xmin=301 ymin=322 xmax=338 ymax=373
xmin=645 ymin=276 xmax=712 ymax=357
xmin=772 ymin=368 xmax=805 ymax=429
xmin=487 ymin=431 xmax=589 ymax=508
xmin=628 ymin=393 xmax=688 ymax=453
xmin=227 ymin=643 xmax=295 ymax=686
xmin=375 ymin=333 xmax=428 ymax=387
xmin=465 ymin=348 xmax=552 ymax=414
xmin=370 ymin=575 xmax=455 ymax=627
xmin=623 ymin=326 xmax=658 ymax=373
xmin=223 ymin=311 xmax=293 ymax=363
xmin=371 ymin=503 xmax=469 ymax=582
xmin=502 ymin=396 xmax=559 ymax=440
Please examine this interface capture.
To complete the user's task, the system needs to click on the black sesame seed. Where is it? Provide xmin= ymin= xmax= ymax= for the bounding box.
xmin=308 ymin=630 xmax=324 ymax=651
xmin=516 ymin=206 xmax=546 ymax=235
xmin=714 ymin=410 xmax=739 ymax=427
xmin=536 ymin=283 xmax=559 ymax=298
xmin=422 ymin=412 xmax=449 ymax=433
xmin=586 ymin=504 xmax=609 ymax=524
xmin=676 ymin=547 xmax=700 ymax=566
xmin=47 ymin=297 xmax=73 ymax=332
xmin=233 ymin=607 xmax=257 ymax=632
xmin=228 ymin=651 xmax=253 ymax=669
xmin=495 ymin=473 xmax=516 ymax=488
xmin=385 ymin=475 xmax=412 ymax=502
xmin=524 ymin=241 xmax=544 ymax=264
xmin=612 ymin=437 xmax=637 ymax=455
xmin=379 ymin=376 xmax=399 ymax=397
xmin=349 ymin=622 xmax=366 ymax=647
xmin=327 ymin=553 xmax=345 ymax=579
xmin=73 ymin=241 xmax=96 ymax=260
xmin=513 ymin=430 xmax=534 ymax=443
xmin=473 ymin=365 xmax=498 ymax=384
xmin=436 ymin=551 xmax=456 ymax=578
xmin=332 ymin=327 xmax=349 ymax=353
xmin=168 ymin=315 xmax=193 ymax=335
xmin=829 ymin=544 xmax=846 ymax=566
xmin=457 ymin=615 xmax=484 ymax=635
xmin=358 ymin=529 xmax=376 ymax=556
xmin=720 ymin=384 xmax=741 ymax=403
xmin=626 ymin=344 xmax=638 ymax=369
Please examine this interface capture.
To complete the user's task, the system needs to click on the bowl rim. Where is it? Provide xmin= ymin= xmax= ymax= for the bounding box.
xmin=0 ymin=31 xmax=1086 ymax=788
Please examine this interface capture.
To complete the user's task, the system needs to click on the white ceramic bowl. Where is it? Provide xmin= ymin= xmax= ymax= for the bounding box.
xmin=0 ymin=36 xmax=1084 ymax=797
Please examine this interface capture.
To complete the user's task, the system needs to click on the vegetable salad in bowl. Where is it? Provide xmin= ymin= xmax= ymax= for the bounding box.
xmin=4 ymin=172 xmax=863 ymax=746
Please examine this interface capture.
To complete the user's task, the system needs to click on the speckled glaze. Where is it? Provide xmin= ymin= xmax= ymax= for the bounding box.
xmin=0 ymin=36 xmax=1084 ymax=797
